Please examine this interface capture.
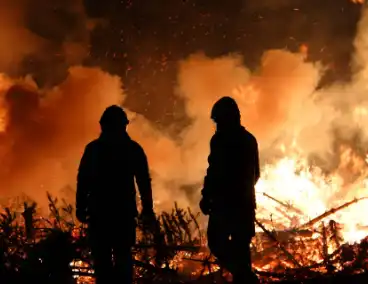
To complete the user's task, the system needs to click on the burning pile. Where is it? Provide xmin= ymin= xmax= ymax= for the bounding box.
xmin=4 ymin=142 xmax=368 ymax=282
xmin=2 ymin=187 xmax=368 ymax=283
xmin=255 ymin=145 xmax=368 ymax=244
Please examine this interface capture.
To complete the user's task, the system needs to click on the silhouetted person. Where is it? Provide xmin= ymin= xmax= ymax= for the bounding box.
xmin=200 ymin=97 xmax=260 ymax=283
xmin=76 ymin=105 xmax=155 ymax=284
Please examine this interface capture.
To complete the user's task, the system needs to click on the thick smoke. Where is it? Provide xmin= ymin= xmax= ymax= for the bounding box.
xmin=0 ymin=0 xmax=42 ymax=72
xmin=0 ymin=0 xmax=93 ymax=84
xmin=0 ymin=67 xmax=123 ymax=205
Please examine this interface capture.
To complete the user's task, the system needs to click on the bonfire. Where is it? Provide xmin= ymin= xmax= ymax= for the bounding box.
xmin=2 ymin=142 xmax=368 ymax=284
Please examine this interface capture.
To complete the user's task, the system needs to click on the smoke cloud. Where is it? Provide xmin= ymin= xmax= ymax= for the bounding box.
xmin=0 ymin=67 xmax=123 ymax=204
xmin=0 ymin=0 xmax=42 ymax=72
xmin=0 ymin=0 xmax=94 ymax=85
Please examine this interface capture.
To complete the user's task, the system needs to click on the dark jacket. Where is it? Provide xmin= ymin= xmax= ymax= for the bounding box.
xmin=76 ymin=132 xmax=153 ymax=220
xmin=202 ymin=126 xmax=260 ymax=216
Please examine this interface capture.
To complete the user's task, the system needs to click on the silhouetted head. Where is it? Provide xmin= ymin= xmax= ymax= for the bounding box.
xmin=99 ymin=105 xmax=129 ymax=134
xmin=211 ymin=96 xmax=241 ymax=128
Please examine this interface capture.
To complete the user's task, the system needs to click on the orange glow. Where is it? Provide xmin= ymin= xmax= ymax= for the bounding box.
xmin=299 ymin=44 xmax=308 ymax=57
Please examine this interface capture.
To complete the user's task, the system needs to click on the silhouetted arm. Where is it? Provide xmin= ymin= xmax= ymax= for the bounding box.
xmin=202 ymin=136 xmax=218 ymax=199
xmin=134 ymin=144 xmax=154 ymax=213
xmin=76 ymin=144 xmax=95 ymax=216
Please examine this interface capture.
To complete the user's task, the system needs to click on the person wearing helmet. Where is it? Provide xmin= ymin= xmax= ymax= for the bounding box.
xmin=76 ymin=105 xmax=155 ymax=284
xmin=200 ymin=96 xmax=260 ymax=283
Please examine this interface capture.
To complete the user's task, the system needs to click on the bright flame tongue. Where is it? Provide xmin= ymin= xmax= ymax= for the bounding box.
xmin=256 ymin=143 xmax=368 ymax=244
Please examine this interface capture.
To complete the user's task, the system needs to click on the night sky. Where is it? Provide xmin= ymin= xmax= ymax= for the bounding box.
xmin=24 ymin=0 xmax=364 ymax=126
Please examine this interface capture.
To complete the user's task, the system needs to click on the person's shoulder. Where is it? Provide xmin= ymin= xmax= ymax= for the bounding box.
xmin=210 ymin=132 xmax=220 ymax=146
xmin=129 ymin=139 xmax=145 ymax=154
xmin=242 ymin=128 xmax=258 ymax=145
xmin=85 ymin=139 xmax=100 ymax=151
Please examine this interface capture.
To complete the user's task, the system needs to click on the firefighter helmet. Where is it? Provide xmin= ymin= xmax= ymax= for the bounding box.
xmin=210 ymin=96 xmax=240 ymax=124
xmin=99 ymin=105 xmax=129 ymax=128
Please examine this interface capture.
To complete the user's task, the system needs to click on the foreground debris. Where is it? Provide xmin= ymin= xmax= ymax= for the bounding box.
xmin=1 ymin=193 xmax=368 ymax=283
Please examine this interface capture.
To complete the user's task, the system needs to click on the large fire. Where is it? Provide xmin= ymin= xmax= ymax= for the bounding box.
xmin=256 ymin=143 xmax=368 ymax=245
xmin=2 ymin=0 xmax=368 ymax=282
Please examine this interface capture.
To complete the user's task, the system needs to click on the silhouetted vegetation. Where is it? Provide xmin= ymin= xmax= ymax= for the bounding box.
xmin=0 ymin=193 xmax=205 ymax=284
xmin=1 ymin=194 xmax=368 ymax=283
